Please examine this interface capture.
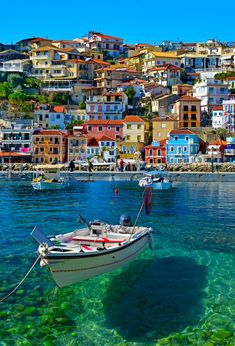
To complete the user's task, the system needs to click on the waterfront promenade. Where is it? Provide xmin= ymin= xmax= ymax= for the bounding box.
xmin=1 ymin=170 xmax=235 ymax=182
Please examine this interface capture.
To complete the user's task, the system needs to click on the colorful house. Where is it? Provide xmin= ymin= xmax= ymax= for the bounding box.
xmin=173 ymin=95 xmax=201 ymax=128
xmin=122 ymin=115 xmax=146 ymax=143
xmin=98 ymin=135 xmax=117 ymax=163
xmin=88 ymin=32 xmax=124 ymax=57
xmin=32 ymin=130 xmax=67 ymax=164
xmin=223 ymin=94 xmax=235 ymax=133
xmin=86 ymin=92 xmax=128 ymax=120
xmin=34 ymin=105 xmax=68 ymax=129
xmin=224 ymin=137 xmax=235 ymax=162
xmin=144 ymin=140 xmax=167 ymax=166
xmin=67 ymin=134 xmax=87 ymax=162
xmin=83 ymin=120 xmax=123 ymax=141
xmin=142 ymin=51 xmax=181 ymax=73
xmin=211 ymin=106 xmax=223 ymax=128
xmin=148 ymin=64 xmax=182 ymax=87
xmin=166 ymin=129 xmax=201 ymax=163
xmin=152 ymin=116 xmax=178 ymax=142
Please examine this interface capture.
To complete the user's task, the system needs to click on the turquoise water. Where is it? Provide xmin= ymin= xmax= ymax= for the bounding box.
xmin=0 ymin=179 xmax=234 ymax=345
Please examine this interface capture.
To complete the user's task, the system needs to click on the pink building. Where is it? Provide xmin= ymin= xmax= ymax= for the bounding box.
xmin=83 ymin=120 xmax=123 ymax=140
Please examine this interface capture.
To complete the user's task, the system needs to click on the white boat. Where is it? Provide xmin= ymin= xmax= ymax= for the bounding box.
xmin=31 ymin=165 xmax=69 ymax=190
xmin=139 ymin=170 xmax=172 ymax=190
xmin=31 ymin=189 xmax=154 ymax=287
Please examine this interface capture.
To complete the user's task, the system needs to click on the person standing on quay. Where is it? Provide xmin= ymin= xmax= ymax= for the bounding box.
xmin=69 ymin=160 xmax=75 ymax=172
xmin=119 ymin=159 xmax=124 ymax=172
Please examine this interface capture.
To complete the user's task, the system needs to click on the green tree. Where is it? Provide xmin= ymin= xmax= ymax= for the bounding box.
xmin=65 ymin=120 xmax=84 ymax=131
xmin=125 ymin=86 xmax=136 ymax=105
xmin=50 ymin=93 xmax=69 ymax=105
xmin=8 ymin=91 xmax=27 ymax=106
xmin=24 ymin=77 xmax=42 ymax=89
xmin=7 ymin=73 xmax=24 ymax=89
xmin=78 ymin=101 xmax=86 ymax=109
xmin=0 ymin=82 xmax=12 ymax=100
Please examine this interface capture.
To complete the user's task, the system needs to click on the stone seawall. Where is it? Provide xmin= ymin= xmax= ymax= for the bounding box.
xmin=1 ymin=171 xmax=234 ymax=183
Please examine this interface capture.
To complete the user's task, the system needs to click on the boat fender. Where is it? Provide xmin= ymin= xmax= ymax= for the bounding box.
xmin=148 ymin=233 xmax=154 ymax=250
xmin=38 ymin=243 xmax=49 ymax=256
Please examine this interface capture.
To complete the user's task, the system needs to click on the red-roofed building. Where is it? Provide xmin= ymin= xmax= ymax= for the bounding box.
xmin=212 ymin=105 xmax=223 ymax=129
xmin=148 ymin=64 xmax=182 ymax=87
xmin=88 ymin=32 xmax=123 ymax=57
xmin=32 ymin=129 xmax=68 ymax=163
xmin=34 ymin=104 xmax=67 ymax=129
xmin=83 ymin=120 xmax=123 ymax=141
xmin=144 ymin=139 xmax=167 ymax=166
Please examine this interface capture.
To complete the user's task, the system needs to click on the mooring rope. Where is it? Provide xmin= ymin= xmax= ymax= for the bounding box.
xmin=0 ymin=256 xmax=40 ymax=303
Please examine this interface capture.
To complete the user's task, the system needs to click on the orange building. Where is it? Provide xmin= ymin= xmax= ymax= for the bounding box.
xmin=32 ymin=130 xmax=67 ymax=164
xmin=173 ymin=95 xmax=201 ymax=128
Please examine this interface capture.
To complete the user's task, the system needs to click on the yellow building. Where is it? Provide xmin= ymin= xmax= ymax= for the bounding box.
xmin=30 ymin=46 xmax=81 ymax=79
xmin=117 ymin=115 xmax=146 ymax=160
xmin=123 ymin=115 xmax=146 ymax=143
xmin=152 ymin=116 xmax=178 ymax=141
xmin=142 ymin=51 xmax=181 ymax=73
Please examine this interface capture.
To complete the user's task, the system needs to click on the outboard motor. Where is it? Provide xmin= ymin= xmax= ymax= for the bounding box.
xmin=120 ymin=214 xmax=132 ymax=227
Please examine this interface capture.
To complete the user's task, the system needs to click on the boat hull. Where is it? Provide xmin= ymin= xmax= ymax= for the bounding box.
xmin=151 ymin=181 xmax=172 ymax=190
xmin=32 ymin=181 xmax=68 ymax=190
xmin=45 ymin=234 xmax=149 ymax=287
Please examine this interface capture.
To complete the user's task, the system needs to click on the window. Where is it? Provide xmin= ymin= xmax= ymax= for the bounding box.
xmin=170 ymin=146 xmax=174 ymax=152
xmin=137 ymin=124 xmax=141 ymax=129
xmin=157 ymin=131 xmax=161 ymax=137
xmin=56 ymin=114 xmax=60 ymax=119
xmin=174 ymin=136 xmax=178 ymax=140
xmin=137 ymin=135 xmax=141 ymax=142
xmin=183 ymin=122 xmax=188 ymax=127
xmin=126 ymin=135 xmax=130 ymax=140
xmin=183 ymin=115 xmax=188 ymax=120
xmin=127 ymin=124 xmax=131 ymax=129
xmin=161 ymin=123 xmax=166 ymax=128
xmin=185 ymin=136 xmax=189 ymax=141
xmin=191 ymin=114 xmax=197 ymax=120
xmin=191 ymin=122 xmax=196 ymax=127
xmin=88 ymin=126 xmax=92 ymax=131
xmin=191 ymin=105 xmax=196 ymax=111
xmin=55 ymin=138 xmax=59 ymax=144
xmin=116 ymin=126 xmax=120 ymax=132
xmin=183 ymin=147 xmax=187 ymax=152
xmin=149 ymin=149 xmax=153 ymax=156
xmin=183 ymin=105 xmax=188 ymax=111
xmin=98 ymin=126 xmax=102 ymax=132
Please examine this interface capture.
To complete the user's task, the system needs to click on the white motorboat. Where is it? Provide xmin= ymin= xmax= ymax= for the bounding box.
xmin=31 ymin=189 xmax=154 ymax=287
xmin=139 ymin=170 xmax=172 ymax=190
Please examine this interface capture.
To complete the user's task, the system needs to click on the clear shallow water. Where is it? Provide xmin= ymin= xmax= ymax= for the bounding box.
xmin=0 ymin=180 xmax=234 ymax=345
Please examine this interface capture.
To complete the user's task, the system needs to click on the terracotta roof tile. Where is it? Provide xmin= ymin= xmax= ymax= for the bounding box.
xmin=123 ymin=115 xmax=145 ymax=123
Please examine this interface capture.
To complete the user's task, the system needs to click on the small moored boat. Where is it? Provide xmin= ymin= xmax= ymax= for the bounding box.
xmin=31 ymin=188 xmax=154 ymax=287
xmin=139 ymin=170 xmax=172 ymax=190
xmin=31 ymin=165 xmax=69 ymax=190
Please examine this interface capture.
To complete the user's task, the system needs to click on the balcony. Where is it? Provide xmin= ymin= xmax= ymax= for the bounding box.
xmin=31 ymin=55 xmax=48 ymax=60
